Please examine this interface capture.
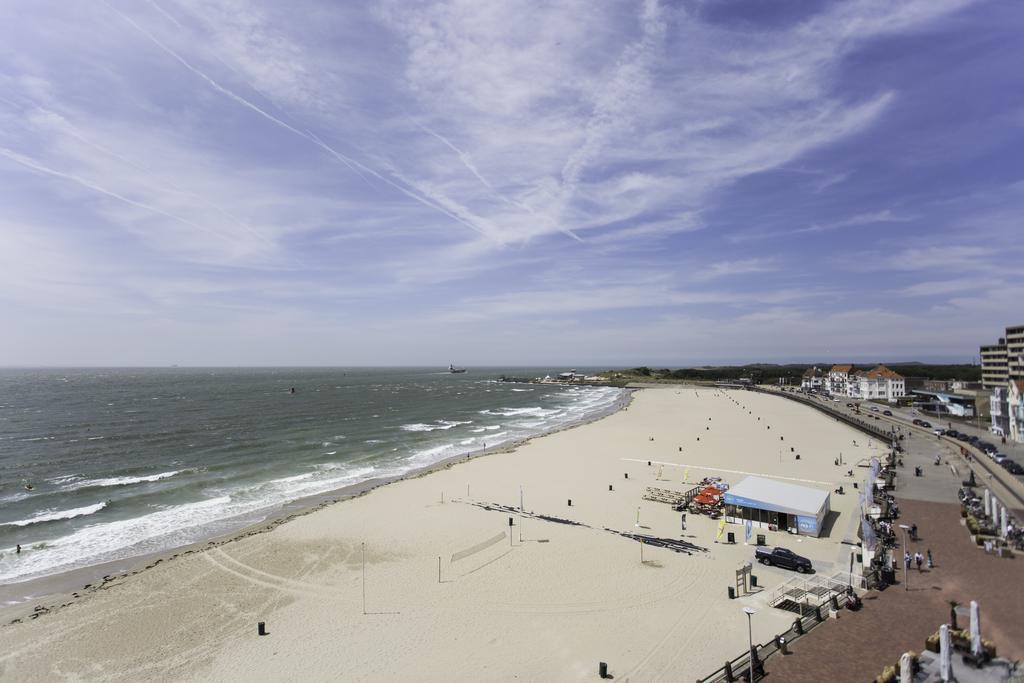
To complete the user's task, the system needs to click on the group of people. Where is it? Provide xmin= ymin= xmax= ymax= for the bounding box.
xmin=903 ymin=548 xmax=934 ymax=571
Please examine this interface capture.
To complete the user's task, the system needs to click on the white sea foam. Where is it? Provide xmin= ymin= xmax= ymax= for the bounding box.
xmin=479 ymin=406 xmax=551 ymax=418
xmin=69 ymin=470 xmax=182 ymax=490
xmin=400 ymin=420 xmax=472 ymax=432
xmin=0 ymin=463 xmax=383 ymax=584
xmin=2 ymin=501 xmax=109 ymax=527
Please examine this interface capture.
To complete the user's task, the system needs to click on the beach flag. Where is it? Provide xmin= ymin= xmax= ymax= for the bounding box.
xmin=716 ymin=518 xmax=726 ymax=541
xmin=744 ymin=520 xmax=752 ymax=542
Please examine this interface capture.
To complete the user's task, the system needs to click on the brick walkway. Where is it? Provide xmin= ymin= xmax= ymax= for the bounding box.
xmin=762 ymin=497 xmax=1022 ymax=682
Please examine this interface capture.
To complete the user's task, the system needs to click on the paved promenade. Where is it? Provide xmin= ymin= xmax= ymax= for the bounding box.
xmin=762 ymin=413 xmax=1022 ymax=682
xmin=763 ymin=498 xmax=1022 ymax=682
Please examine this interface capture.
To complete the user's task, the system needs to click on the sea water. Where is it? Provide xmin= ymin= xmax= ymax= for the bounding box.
xmin=0 ymin=368 xmax=624 ymax=588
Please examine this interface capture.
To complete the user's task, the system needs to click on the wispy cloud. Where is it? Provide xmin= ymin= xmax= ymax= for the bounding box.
xmin=795 ymin=209 xmax=916 ymax=234
xmin=1 ymin=0 xmax=1014 ymax=365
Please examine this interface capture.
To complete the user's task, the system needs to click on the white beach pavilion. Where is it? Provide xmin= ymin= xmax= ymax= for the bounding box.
xmin=723 ymin=476 xmax=832 ymax=537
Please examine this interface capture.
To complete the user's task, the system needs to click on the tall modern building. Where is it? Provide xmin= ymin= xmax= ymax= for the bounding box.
xmin=1006 ymin=325 xmax=1024 ymax=380
xmin=982 ymin=324 xmax=1024 ymax=441
xmin=980 ymin=338 xmax=1008 ymax=389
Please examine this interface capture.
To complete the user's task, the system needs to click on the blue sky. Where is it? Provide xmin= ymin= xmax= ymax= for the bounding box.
xmin=1 ymin=0 xmax=1021 ymax=367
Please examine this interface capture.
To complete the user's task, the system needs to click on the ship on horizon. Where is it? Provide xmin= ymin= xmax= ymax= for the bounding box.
xmin=448 ymin=363 xmax=467 ymax=374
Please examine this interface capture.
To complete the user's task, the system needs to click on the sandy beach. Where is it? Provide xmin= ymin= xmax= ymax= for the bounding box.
xmin=0 ymin=386 xmax=887 ymax=682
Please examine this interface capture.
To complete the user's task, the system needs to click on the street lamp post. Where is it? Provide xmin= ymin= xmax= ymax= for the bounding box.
xmin=898 ymin=524 xmax=911 ymax=592
xmin=849 ymin=548 xmax=856 ymax=588
xmin=743 ymin=606 xmax=757 ymax=682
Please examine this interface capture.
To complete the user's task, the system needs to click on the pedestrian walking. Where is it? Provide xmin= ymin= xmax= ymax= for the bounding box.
xmin=904 ymin=551 xmax=911 ymax=569
xmin=681 ymin=513 xmax=687 ymax=532
xmin=926 ymin=549 xmax=934 ymax=569
xmin=910 ymin=523 xmax=917 ymax=540
xmin=915 ymin=552 xmax=923 ymax=571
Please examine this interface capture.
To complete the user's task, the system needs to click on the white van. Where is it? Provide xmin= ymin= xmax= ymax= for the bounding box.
xmin=989 ymin=425 xmax=1004 ymax=437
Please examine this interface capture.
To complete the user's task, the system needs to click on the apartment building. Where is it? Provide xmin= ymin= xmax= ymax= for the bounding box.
xmin=826 ymin=364 xmax=853 ymax=395
xmin=980 ymin=339 xmax=1009 ymax=389
xmin=981 ymin=323 xmax=1024 ymax=442
xmin=1008 ymin=380 xmax=1024 ymax=443
xmin=1006 ymin=325 xmax=1024 ymax=381
xmin=850 ymin=365 xmax=906 ymax=402
xmin=800 ymin=366 xmax=824 ymax=391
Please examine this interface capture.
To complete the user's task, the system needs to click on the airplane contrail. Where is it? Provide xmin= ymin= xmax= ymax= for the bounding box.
xmin=417 ymin=123 xmax=582 ymax=243
xmin=0 ymin=146 xmax=240 ymax=246
xmin=105 ymin=1 xmax=496 ymax=241
xmin=27 ymin=106 xmax=273 ymax=248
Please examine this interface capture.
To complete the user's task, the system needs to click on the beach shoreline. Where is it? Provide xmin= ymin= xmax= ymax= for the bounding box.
xmin=0 ymin=386 xmax=636 ymax=616
xmin=1 ymin=385 xmax=885 ymax=682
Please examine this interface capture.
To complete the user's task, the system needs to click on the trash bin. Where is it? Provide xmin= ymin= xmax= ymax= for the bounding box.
xmin=598 ymin=662 xmax=609 ymax=679
xmin=750 ymin=575 xmax=758 ymax=588
xmin=778 ymin=636 xmax=788 ymax=655
xmin=728 ymin=586 xmax=736 ymax=599
xmin=756 ymin=534 xmax=766 ymax=546
xmin=881 ymin=568 xmax=895 ymax=586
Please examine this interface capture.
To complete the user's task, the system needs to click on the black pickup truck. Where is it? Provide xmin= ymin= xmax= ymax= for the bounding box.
xmin=754 ymin=546 xmax=813 ymax=573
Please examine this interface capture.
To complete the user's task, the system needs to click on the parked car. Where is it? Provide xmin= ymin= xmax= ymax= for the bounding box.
xmin=869 ymin=406 xmax=879 ymax=412
xmin=992 ymin=453 xmax=1009 ymax=464
xmin=754 ymin=546 xmax=813 ymax=573
xmin=946 ymin=429 xmax=961 ymax=438
xmin=933 ymin=429 xmax=945 ymax=436
xmin=955 ymin=433 xmax=971 ymax=442
xmin=981 ymin=443 xmax=998 ymax=455
xmin=989 ymin=425 xmax=1005 ymax=437
xmin=883 ymin=410 xmax=893 ymax=416
xmin=1004 ymin=461 xmax=1024 ymax=475
xmin=912 ymin=419 xmax=923 ymax=426
xmin=920 ymin=421 xmax=932 ymax=428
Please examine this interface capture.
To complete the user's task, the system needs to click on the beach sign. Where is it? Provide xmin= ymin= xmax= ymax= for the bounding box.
xmin=744 ymin=519 xmax=752 ymax=542
xmin=683 ymin=468 xmax=689 ymax=483
xmin=716 ymin=518 xmax=726 ymax=541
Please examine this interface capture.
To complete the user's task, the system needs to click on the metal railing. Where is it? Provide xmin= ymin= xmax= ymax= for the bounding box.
xmin=697 ymin=588 xmax=857 ymax=682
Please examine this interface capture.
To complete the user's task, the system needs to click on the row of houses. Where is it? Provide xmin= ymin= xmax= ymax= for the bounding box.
xmin=800 ymin=364 xmax=906 ymax=402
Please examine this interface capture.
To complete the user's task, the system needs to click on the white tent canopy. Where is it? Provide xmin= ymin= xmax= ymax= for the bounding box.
xmin=723 ymin=476 xmax=832 ymax=536
xmin=725 ymin=476 xmax=829 ymax=518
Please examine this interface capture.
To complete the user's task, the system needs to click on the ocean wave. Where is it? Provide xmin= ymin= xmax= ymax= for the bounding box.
xmin=0 ymin=465 xmax=383 ymax=584
xmin=2 ymin=501 xmax=109 ymax=527
xmin=478 ymin=406 xmax=551 ymax=418
xmin=400 ymin=420 xmax=472 ymax=432
xmin=67 ymin=470 xmax=182 ymax=490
